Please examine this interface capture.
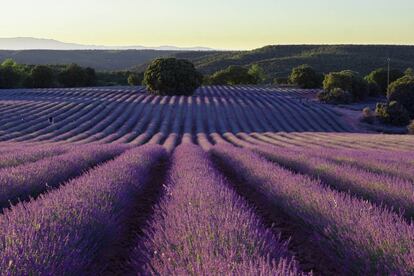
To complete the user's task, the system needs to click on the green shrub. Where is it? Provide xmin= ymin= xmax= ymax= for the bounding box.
xmin=207 ymin=65 xmax=257 ymax=85
xmin=29 ymin=65 xmax=55 ymax=88
xmin=317 ymin=88 xmax=353 ymax=104
xmin=143 ymin=58 xmax=202 ymax=96
xmin=248 ymin=64 xmax=267 ymax=84
xmin=323 ymin=70 xmax=369 ymax=102
xmin=288 ymin=64 xmax=322 ymax=89
xmin=375 ymin=101 xmax=410 ymax=126
xmin=387 ymin=75 xmax=414 ymax=117
xmin=127 ymin=72 xmax=144 ymax=86
xmin=364 ymin=68 xmax=403 ymax=95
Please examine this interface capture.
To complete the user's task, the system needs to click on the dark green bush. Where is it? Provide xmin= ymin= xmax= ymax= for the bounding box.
xmin=143 ymin=58 xmax=202 ymax=96
xmin=375 ymin=101 xmax=410 ymax=126
xmin=207 ymin=65 xmax=257 ymax=85
xmin=317 ymin=88 xmax=353 ymax=104
xmin=323 ymin=70 xmax=369 ymax=102
xmin=364 ymin=68 xmax=403 ymax=95
xmin=127 ymin=72 xmax=144 ymax=86
xmin=288 ymin=64 xmax=322 ymax=89
xmin=29 ymin=65 xmax=55 ymax=88
xmin=387 ymin=75 xmax=414 ymax=117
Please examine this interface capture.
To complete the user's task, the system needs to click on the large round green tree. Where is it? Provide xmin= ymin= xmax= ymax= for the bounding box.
xmin=143 ymin=58 xmax=203 ymax=96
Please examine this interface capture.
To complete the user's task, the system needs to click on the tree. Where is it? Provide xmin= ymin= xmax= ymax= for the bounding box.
xmin=58 ymin=64 xmax=88 ymax=87
xmin=405 ymin=68 xmax=414 ymax=76
xmin=375 ymin=101 xmax=410 ymax=126
xmin=207 ymin=66 xmax=257 ymax=85
xmin=387 ymin=75 xmax=414 ymax=117
xmin=288 ymin=64 xmax=322 ymax=89
xmin=127 ymin=72 xmax=144 ymax=86
xmin=143 ymin=58 xmax=203 ymax=96
xmin=323 ymin=70 xmax=369 ymax=102
xmin=0 ymin=59 xmax=23 ymax=88
xmin=248 ymin=64 xmax=267 ymax=84
xmin=364 ymin=68 xmax=403 ymax=95
xmin=84 ymin=67 xmax=97 ymax=86
xmin=30 ymin=65 xmax=54 ymax=88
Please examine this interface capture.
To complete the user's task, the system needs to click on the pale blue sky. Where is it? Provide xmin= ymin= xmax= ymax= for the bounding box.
xmin=1 ymin=0 xmax=414 ymax=49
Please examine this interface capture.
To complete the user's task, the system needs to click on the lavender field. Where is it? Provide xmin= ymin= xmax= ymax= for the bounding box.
xmin=0 ymin=86 xmax=414 ymax=275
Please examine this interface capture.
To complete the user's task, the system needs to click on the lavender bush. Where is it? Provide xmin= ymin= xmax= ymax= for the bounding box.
xmin=0 ymin=145 xmax=167 ymax=275
xmin=253 ymin=146 xmax=414 ymax=219
xmin=0 ymin=145 xmax=68 ymax=169
xmin=0 ymin=144 xmax=126 ymax=210
xmin=134 ymin=144 xmax=304 ymax=275
xmin=210 ymin=145 xmax=414 ymax=275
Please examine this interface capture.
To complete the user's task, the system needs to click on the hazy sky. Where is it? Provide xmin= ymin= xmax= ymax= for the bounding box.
xmin=2 ymin=0 xmax=414 ymax=50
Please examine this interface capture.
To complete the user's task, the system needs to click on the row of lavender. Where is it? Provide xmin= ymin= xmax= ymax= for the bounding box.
xmin=210 ymin=145 xmax=414 ymax=274
xmin=0 ymin=142 xmax=413 ymax=274
xmin=0 ymin=86 xmax=351 ymax=145
xmin=0 ymin=143 xmax=306 ymax=274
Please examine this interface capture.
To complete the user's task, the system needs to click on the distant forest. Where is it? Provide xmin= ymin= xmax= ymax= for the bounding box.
xmin=1 ymin=45 xmax=414 ymax=78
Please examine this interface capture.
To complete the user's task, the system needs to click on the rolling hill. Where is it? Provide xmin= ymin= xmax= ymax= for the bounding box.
xmin=1 ymin=45 xmax=414 ymax=77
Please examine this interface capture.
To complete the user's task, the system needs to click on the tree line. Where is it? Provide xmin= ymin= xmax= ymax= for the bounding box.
xmin=0 ymin=59 xmax=143 ymax=89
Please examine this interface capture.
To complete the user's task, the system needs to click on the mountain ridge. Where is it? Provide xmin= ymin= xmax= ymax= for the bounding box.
xmin=0 ymin=37 xmax=215 ymax=51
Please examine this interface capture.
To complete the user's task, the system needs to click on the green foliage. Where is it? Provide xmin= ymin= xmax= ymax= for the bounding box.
xmin=127 ymin=72 xmax=144 ymax=86
xmin=206 ymin=65 xmax=257 ymax=85
xmin=143 ymin=58 xmax=203 ymax=96
xmin=375 ymin=101 xmax=410 ymax=126
xmin=0 ymin=59 xmax=25 ymax=88
xmin=405 ymin=68 xmax=414 ymax=76
xmin=96 ymin=71 xmax=130 ymax=86
xmin=1 ymin=59 xmax=17 ymax=67
xmin=288 ymin=64 xmax=322 ymax=89
xmin=0 ymin=60 xmax=132 ymax=88
xmin=58 ymin=64 xmax=96 ymax=88
xmin=317 ymin=88 xmax=353 ymax=104
xmin=323 ymin=70 xmax=369 ymax=102
xmin=366 ymin=79 xmax=381 ymax=96
xmin=387 ymin=75 xmax=414 ymax=117
xmin=364 ymin=68 xmax=403 ymax=95
xmin=29 ymin=65 xmax=55 ymax=88
xmin=84 ymin=67 xmax=97 ymax=87
xmin=248 ymin=64 xmax=267 ymax=84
